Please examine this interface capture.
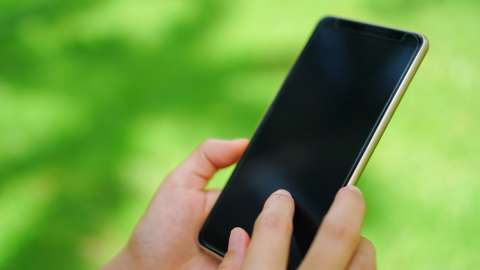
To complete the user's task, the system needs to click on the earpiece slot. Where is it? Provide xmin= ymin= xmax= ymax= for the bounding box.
xmin=334 ymin=19 xmax=406 ymax=41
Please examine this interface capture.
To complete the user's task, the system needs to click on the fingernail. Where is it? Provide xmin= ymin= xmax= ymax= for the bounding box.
xmin=228 ymin=227 xmax=242 ymax=251
xmin=345 ymin=185 xmax=361 ymax=194
xmin=272 ymin=189 xmax=292 ymax=197
xmin=264 ymin=189 xmax=292 ymax=210
xmin=341 ymin=185 xmax=363 ymax=199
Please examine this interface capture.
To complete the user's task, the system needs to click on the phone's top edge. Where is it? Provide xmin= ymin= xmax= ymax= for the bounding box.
xmin=318 ymin=15 xmax=428 ymax=43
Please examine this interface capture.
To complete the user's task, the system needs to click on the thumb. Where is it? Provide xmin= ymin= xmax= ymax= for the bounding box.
xmin=218 ymin=227 xmax=250 ymax=270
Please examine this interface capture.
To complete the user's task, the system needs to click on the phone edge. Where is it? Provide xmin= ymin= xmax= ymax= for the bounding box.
xmin=346 ymin=34 xmax=429 ymax=186
xmin=198 ymin=18 xmax=430 ymax=258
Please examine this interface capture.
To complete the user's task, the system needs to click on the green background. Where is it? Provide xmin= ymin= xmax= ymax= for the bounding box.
xmin=0 ymin=0 xmax=479 ymax=269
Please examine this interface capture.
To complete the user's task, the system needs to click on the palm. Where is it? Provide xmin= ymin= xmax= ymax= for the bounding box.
xmin=132 ymin=186 xmax=219 ymax=270
xmin=125 ymin=139 xmax=248 ymax=270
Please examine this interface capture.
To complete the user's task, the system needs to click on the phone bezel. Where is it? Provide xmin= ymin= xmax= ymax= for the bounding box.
xmin=198 ymin=16 xmax=429 ymax=259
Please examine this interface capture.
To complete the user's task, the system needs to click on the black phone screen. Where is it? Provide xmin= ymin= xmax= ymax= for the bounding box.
xmin=199 ymin=17 xmax=423 ymax=268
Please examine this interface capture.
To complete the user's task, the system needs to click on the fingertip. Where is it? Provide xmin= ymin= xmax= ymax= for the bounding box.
xmin=220 ymin=227 xmax=249 ymax=270
xmin=339 ymin=186 xmax=364 ymax=205
xmin=228 ymin=228 xmax=241 ymax=252
xmin=231 ymin=138 xmax=249 ymax=143
xmin=334 ymin=185 xmax=366 ymax=221
xmin=263 ymin=189 xmax=295 ymax=212
xmin=230 ymin=138 xmax=249 ymax=149
xmin=342 ymin=185 xmax=362 ymax=196
xmin=228 ymin=227 xmax=245 ymax=251
xmin=228 ymin=227 xmax=249 ymax=252
xmin=359 ymin=237 xmax=376 ymax=256
xmin=271 ymin=189 xmax=293 ymax=198
xmin=348 ymin=237 xmax=377 ymax=269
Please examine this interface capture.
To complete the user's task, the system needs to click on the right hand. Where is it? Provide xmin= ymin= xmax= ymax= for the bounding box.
xmin=218 ymin=186 xmax=376 ymax=270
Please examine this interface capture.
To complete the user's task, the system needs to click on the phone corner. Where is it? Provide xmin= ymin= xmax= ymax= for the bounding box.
xmin=411 ymin=32 xmax=430 ymax=52
xmin=197 ymin=228 xmax=207 ymax=248
xmin=420 ymin=34 xmax=430 ymax=53
xmin=317 ymin=15 xmax=337 ymax=26
xmin=197 ymin=232 xmax=224 ymax=261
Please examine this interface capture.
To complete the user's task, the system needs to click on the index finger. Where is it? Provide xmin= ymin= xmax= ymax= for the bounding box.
xmin=242 ymin=189 xmax=295 ymax=270
xmin=300 ymin=186 xmax=365 ymax=270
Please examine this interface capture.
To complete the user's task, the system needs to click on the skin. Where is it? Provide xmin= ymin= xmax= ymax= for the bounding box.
xmin=103 ymin=139 xmax=376 ymax=270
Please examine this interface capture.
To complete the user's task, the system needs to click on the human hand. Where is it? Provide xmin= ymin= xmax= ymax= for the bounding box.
xmin=219 ymin=187 xmax=376 ymax=270
xmin=103 ymin=139 xmax=250 ymax=270
xmin=103 ymin=138 xmax=375 ymax=270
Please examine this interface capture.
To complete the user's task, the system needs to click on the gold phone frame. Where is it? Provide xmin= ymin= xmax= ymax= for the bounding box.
xmin=346 ymin=27 xmax=429 ymax=186
xmin=199 ymin=17 xmax=429 ymax=259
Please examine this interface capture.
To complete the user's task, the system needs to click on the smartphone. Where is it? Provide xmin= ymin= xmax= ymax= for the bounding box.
xmin=199 ymin=16 xmax=428 ymax=268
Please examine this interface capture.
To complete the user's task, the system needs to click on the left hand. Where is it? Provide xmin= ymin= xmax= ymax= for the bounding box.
xmin=102 ymin=139 xmax=250 ymax=270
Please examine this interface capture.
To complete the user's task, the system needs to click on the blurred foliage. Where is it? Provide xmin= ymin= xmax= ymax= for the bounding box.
xmin=0 ymin=0 xmax=479 ymax=269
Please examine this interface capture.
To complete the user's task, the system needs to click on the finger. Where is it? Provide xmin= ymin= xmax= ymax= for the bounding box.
xmin=348 ymin=237 xmax=376 ymax=270
xmin=164 ymin=139 xmax=248 ymax=189
xmin=300 ymin=185 xmax=365 ymax=270
xmin=204 ymin=189 xmax=221 ymax=216
xmin=242 ymin=189 xmax=295 ymax=270
xmin=217 ymin=228 xmax=250 ymax=270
